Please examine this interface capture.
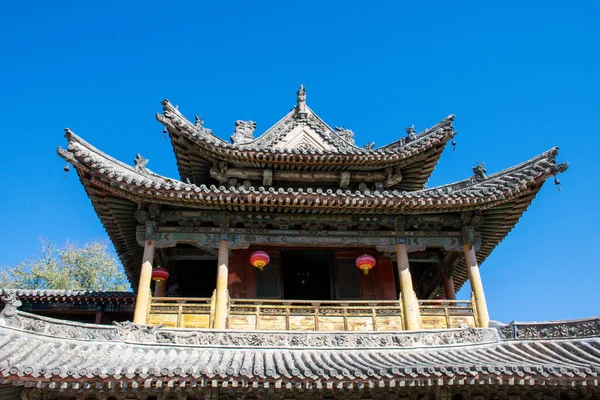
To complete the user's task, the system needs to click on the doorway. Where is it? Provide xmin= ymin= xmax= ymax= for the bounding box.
xmin=281 ymin=250 xmax=332 ymax=300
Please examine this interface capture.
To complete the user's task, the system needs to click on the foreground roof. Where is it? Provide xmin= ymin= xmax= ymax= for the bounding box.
xmin=0 ymin=295 xmax=598 ymax=393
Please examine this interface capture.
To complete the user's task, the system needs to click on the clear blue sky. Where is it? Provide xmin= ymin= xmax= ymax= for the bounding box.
xmin=1 ymin=1 xmax=598 ymax=322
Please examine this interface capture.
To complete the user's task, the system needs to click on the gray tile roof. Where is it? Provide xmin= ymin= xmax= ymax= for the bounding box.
xmin=0 ymin=294 xmax=598 ymax=390
xmin=4 ymin=289 xmax=135 ymax=303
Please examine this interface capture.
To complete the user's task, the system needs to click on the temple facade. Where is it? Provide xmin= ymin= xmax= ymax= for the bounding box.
xmin=1 ymin=86 xmax=598 ymax=399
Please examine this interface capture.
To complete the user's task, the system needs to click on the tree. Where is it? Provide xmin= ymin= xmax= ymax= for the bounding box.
xmin=0 ymin=239 xmax=130 ymax=291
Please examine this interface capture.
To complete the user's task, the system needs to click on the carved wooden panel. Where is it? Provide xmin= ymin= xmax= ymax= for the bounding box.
xmin=289 ymin=316 xmax=316 ymax=330
xmin=256 ymin=257 xmax=281 ymax=298
xmin=335 ymin=258 xmax=361 ymax=299
xmin=347 ymin=317 xmax=374 ymax=331
xmin=420 ymin=315 xmax=447 ymax=330
xmin=375 ymin=316 xmax=404 ymax=331
xmin=182 ymin=314 xmax=210 ymax=329
xmin=229 ymin=314 xmax=256 ymax=330
xmin=449 ymin=315 xmax=476 ymax=328
xmin=257 ymin=315 xmax=287 ymax=330
xmin=317 ymin=316 xmax=345 ymax=331
xmin=148 ymin=314 xmax=177 ymax=327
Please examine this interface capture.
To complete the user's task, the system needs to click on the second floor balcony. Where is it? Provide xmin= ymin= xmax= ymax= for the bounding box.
xmin=147 ymin=296 xmax=478 ymax=331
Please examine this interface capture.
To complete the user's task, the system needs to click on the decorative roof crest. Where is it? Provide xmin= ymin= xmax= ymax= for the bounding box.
xmin=0 ymin=289 xmax=22 ymax=321
xmin=405 ymin=125 xmax=417 ymax=142
xmin=334 ymin=126 xmax=355 ymax=145
xmin=231 ymin=120 xmax=257 ymax=145
xmin=295 ymin=84 xmax=307 ymax=119
xmin=472 ymin=162 xmax=487 ymax=181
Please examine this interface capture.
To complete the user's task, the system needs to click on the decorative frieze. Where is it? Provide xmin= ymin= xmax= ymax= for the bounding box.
xmin=497 ymin=318 xmax=600 ymax=340
xmin=136 ymin=226 xmax=481 ymax=252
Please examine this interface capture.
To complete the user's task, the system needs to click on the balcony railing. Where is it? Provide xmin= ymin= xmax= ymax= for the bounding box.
xmin=419 ymin=299 xmax=477 ymax=330
xmin=229 ymin=299 xmax=404 ymax=331
xmin=148 ymin=296 xmax=477 ymax=331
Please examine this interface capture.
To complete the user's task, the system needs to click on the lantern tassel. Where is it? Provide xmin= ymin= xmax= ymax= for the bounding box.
xmin=363 ymin=269 xmax=369 ymax=275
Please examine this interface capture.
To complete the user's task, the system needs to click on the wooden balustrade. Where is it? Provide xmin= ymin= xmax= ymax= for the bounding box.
xmin=147 ymin=297 xmax=477 ymax=330
xmin=228 ymin=299 xmax=404 ymax=332
xmin=147 ymin=297 xmax=213 ymax=328
xmin=418 ymin=299 xmax=477 ymax=329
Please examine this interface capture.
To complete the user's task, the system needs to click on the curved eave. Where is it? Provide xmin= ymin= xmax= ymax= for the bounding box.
xmin=440 ymin=187 xmax=543 ymax=296
xmin=156 ymin=100 xmax=456 ymax=185
xmin=58 ymin=132 xmax=567 ymax=215
xmin=3 ymin=289 xmax=135 ymax=304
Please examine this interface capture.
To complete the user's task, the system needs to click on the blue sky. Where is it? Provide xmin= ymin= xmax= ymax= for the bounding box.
xmin=0 ymin=1 xmax=598 ymax=322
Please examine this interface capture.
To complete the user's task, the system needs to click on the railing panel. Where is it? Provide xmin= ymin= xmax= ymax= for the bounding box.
xmin=149 ymin=297 xmax=212 ymax=328
xmin=148 ymin=297 xmax=476 ymax=331
xmin=419 ymin=300 xmax=477 ymax=329
xmin=229 ymin=300 xmax=404 ymax=332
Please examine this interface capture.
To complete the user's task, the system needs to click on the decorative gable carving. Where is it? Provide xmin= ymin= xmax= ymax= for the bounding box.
xmin=273 ymin=124 xmax=334 ymax=152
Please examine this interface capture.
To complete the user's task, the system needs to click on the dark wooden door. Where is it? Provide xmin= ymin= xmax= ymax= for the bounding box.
xmin=281 ymin=250 xmax=332 ymax=300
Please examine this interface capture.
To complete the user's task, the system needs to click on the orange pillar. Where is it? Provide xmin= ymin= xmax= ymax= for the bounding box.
xmin=396 ymin=243 xmax=420 ymax=330
xmin=463 ymin=244 xmax=490 ymax=328
xmin=133 ymin=240 xmax=155 ymax=324
xmin=213 ymin=239 xmax=230 ymax=329
xmin=442 ymin=272 xmax=457 ymax=300
xmin=378 ymin=257 xmax=397 ymax=300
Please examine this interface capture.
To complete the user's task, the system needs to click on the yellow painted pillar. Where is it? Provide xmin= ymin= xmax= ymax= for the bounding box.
xmin=463 ymin=244 xmax=490 ymax=328
xmin=396 ymin=243 xmax=420 ymax=330
xmin=133 ymin=240 xmax=155 ymax=324
xmin=442 ymin=272 xmax=457 ymax=300
xmin=213 ymin=239 xmax=230 ymax=329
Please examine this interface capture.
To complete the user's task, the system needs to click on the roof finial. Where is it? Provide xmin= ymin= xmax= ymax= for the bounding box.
xmin=405 ymin=125 xmax=417 ymax=142
xmin=296 ymin=84 xmax=307 ymax=118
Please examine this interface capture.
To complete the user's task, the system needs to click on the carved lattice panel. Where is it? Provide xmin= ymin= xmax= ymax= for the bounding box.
xmin=256 ymin=257 xmax=281 ymax=298
xmin=335 ymin=259 xmax=362 ymax=299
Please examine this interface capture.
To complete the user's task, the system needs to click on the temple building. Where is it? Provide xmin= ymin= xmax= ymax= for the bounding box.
xmin=1 ymin=86 xmax=598 ymax=400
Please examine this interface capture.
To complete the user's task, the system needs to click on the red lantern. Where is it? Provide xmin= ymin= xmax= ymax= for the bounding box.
xmin=250 ymin=251 xmax=270 ymax=271
xmin=151 ymin=267 xmax=169 ymax=282
xmin=356 ymin=254 xmax=376 ymax=275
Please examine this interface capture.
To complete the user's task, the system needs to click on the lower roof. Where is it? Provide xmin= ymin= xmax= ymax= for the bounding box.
xmin=4 ymin=289 xmax=135 ymax=304
xmin=0 ymin=302 xmax=598 ymax=389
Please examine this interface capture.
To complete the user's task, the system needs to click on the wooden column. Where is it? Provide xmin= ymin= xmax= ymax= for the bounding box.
xmin=378 ymin=257 xmax=397 ymax=300
xmin=213 ymin=239 xmax=230 ymax=329
xmin=396 ymin=243 xmax=420 ymax=330
xmin=133 ymin=240 xmax=155 ymax=324
xmin=154 ymin=280 xmax=167 ymax=298
xmin=463 ymin=244 xmax=490 ymax=328
xmin=442 ymin=272 xmax=457 ymax=300
xmin=94 ymin=310 xmax=103 ymax=324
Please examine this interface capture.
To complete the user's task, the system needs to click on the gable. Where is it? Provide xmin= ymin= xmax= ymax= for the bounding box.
xmin=272 ymin=123 xmax=336 ymax=152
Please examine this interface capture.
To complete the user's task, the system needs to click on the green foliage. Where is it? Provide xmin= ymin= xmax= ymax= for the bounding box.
xmin=0 ymin=239 xmax=130 ymax=291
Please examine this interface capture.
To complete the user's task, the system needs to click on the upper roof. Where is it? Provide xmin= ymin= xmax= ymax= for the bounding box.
xmin=156 ymin=86 xmax=456 ymax=191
